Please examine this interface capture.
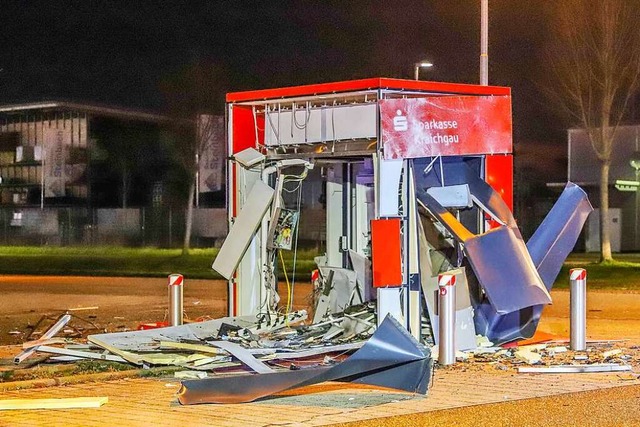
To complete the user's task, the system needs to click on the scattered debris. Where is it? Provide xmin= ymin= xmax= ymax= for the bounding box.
xmin=515 ymin=349 xmax=542 ymax=365
xmin=518 ymin=364 xmax=632 ymax=374
xmin=177 ymin=315 xmax=432 ymax=404
xmin=14 ymin=314 xmax=71 ymax=364
xmin=602 ymin=349 xmax=622 ymax=359
xmin=547 ymin=346 xmax=568 ymax=355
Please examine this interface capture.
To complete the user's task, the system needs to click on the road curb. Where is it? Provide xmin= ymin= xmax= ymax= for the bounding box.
xmin=0 ymin=369 xmax=144 ymax=392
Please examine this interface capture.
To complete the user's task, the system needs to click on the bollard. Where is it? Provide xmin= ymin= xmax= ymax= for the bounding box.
xmin=438 ymin=273 xmax=456 ymax=365
xmin=570 ymin=268 xmax=587 ymax=351
xmin=168 ymin=274 xmax=184 ymax=326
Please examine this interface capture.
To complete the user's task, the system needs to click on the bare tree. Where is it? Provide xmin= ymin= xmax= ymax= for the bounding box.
xmin=182 ymin=114 xmax=220 ymax=254
xmin=545 ymin=0 xmax=640 ymax=261
xmin=160 ymin=58 xmax=227 ymax=254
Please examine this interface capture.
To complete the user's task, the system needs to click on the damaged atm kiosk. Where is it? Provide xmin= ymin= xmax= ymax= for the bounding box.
xmin=213 ymin=78 xmax=591 ymax=348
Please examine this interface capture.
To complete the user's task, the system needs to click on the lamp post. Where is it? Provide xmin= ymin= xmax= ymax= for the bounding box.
xmin=480 ymin=0 xmax=489 ymax=85
xmin=630 ymin=152 xmax=640 ymax=250
xmin=414 ymin=60 xmax=434 ymax=80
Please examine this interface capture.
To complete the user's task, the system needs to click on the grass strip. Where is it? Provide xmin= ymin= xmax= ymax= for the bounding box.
xmin=2 ymin=246 xmax=640 ymax=290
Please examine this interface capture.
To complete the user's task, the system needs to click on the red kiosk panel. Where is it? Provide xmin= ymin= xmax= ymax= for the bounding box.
xmin=371 ymin=218 xmax=403 ymax=287
xmin=486 ymin=154 xmax=513 ymax=211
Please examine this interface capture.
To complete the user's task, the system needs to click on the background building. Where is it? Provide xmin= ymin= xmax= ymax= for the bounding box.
xmin=0 ymin=101 xmax=228 ymax=246
xmin=0 ymin=101 xmax=171 ymax=207
xmin=567 ymin=125 xmax=640 ymax=252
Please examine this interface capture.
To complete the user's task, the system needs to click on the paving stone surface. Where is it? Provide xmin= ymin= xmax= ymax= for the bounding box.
xmin=1 ymin=365 xmax=638 ymax=427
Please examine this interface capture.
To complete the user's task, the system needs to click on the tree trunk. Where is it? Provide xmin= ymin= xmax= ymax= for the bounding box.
xmin=599 ymin=161 xmax=613 ymax=262
xmin=182 ymin=178 xmax=196 ymax=255
xmin=121 ymin=169 xmax=128 ymax=209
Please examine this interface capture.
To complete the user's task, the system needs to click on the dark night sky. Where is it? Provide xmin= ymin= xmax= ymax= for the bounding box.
xmin=0 ymin=1 xmax=563 ymax=144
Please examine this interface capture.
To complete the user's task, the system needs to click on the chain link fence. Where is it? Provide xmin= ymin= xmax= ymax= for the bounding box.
xmin=0 ymin=207 xmax=228 ymax=248
xmin=0 ymin=206 xmax=327 ymax=249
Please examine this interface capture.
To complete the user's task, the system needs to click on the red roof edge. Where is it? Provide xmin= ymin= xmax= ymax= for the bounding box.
xmin=226 ymin=77 xmax=510 ymax=103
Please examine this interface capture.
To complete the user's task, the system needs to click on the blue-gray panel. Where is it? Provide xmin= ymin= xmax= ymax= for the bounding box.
xmin=416 ymin=190 xmax=550 ymax=314
xmin=177 ymin=315 xmax=431 ymax=404
xmin=474 ymin=182 xmax=592 ymax=343
xmin=413 ymin=160 xmax=591 ymax=343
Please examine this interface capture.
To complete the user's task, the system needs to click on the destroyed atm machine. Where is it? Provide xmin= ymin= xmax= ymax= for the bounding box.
xmin=213 ymin=77 xmax=591 ymax=346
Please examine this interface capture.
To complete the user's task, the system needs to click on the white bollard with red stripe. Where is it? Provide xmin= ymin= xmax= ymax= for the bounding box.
xmin=168 ymin=274 xmax=184 ymax=326
xmin=570 ymin=268 xmax=587 ymax=351
xmin=438 ymin=273 xmax=457 ymax=365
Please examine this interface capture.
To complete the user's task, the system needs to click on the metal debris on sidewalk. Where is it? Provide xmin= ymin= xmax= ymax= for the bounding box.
xmin=177 ymin=315 xmax=432 ymax=404
xmin=518 ymin=364 xmax=633 ymax=374
xmin=14 ymin=314 xmax=72 ymax=364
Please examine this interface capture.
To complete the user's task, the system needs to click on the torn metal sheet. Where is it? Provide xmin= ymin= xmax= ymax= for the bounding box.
xmin=417 ymin=191 xmax=550 ymax=314
xmin=518 ymin=364 xmax=632 ymax=374
xmin=417 ymin=210 xmax=476 ymax=349
xmin=262 ymin=343 xmax=363 ymax=360
xmin=527 ymin=182 xmax=593 ymax=289
xmin=177 ymin=315 xmax=432 ymax=405
xmin=14 ymin=314 xmax=71 ymax=364
xmin=464 ymin=226 xmax=551 ymax=313
xmin=473 ymin=182 xmax=592 ymax=344
xmin=414 ymin=159 xmax=591 ymax=344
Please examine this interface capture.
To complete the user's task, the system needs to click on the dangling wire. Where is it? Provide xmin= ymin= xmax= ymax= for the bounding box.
xmin=292 ymin=101 xmax=312 ymax=130
xmin=279 ymin=250 xmax=292 ymax=326
xmin=289 ymin=173 xmax=303 ymax=311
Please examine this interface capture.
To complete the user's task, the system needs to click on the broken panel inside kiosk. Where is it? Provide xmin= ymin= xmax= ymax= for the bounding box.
xmin=213 ymin=78 xmax=592 ymax=346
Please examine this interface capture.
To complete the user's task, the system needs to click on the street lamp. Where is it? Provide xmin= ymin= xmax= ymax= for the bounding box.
xmin=414 ymin=60 xmax=434 ymax=80
xmin=480 ymin=0 xmax=489 ymax=85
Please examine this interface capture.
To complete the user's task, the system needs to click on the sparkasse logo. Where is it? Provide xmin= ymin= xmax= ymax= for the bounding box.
xmin=393 ymin=109 xmax=408 ymax=131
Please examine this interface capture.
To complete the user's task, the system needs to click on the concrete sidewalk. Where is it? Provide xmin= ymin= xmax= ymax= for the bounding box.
xmin=1 ymin=364 xmax=638 ymax=427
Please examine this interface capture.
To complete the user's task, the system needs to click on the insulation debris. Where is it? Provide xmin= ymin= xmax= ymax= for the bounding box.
xmin=514 ymin=349 xmax=542 ymax=365
xmin=518 ymin=364 xmax=632 ymax=374
xmin=11 ymin=305 xmax=379 ymax=376
xmin=452 ymin=338 xmax=640 ymax=376
xmin=0 ymin=397 xmax=108 ymax=411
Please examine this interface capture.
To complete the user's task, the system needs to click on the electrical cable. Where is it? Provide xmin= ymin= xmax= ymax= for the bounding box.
xmin=279 ymin=250 xmax=292 ymax=326
xmin=266 ymin=105 xmax=281 ymax=145
xmin=292 ymin=101 xmax=312 ymax=130
xmin=289 ymin=173 xmax=303 ymax=312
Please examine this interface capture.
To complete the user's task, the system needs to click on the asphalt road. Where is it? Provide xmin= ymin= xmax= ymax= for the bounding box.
xmin=333 ymin=384 xmax=640 ymax=427
xmin=0 ymin=275 xmax=313 ymax=345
